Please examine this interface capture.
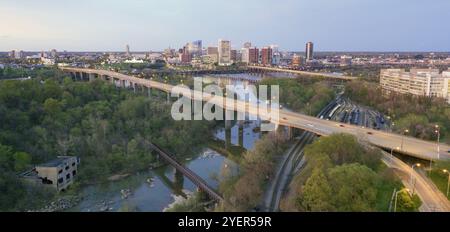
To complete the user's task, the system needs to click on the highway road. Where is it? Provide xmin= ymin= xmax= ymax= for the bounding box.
xmin=60 ymin=67 xmax=450 ymax=161
xmin=381 ymin=152 xmax=450 ymax=212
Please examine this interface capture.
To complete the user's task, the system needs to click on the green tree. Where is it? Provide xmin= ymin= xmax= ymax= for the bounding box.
xmin=13 ymin=152 xmax=31 ymax=172
xmin=304 ymin=133 xmax=378 ymax=167
xmin=43 ymin=98 xmax=63 ymax=116
xmin=0 ymin=144 xmax=14 ymax=170
xmin=396 ymin=190 xmax=420 ymax=212
xmin=299 ymin=168 xmax=334 ymax=211
xmin=328 ymin=163 xmax=378 ymax=211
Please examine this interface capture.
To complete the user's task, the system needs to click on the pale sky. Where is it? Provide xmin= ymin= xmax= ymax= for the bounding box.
xmin=1 ymin=0 xmax=449 ymax=52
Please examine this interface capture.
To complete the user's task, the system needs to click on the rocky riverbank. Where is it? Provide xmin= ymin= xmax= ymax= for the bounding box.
xmin=27 ymin=196 xmax=81 ymax=212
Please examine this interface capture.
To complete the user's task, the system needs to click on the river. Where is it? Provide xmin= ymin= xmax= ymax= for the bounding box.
xmin=68 ymin=121 xmax=261 ymax=212
xmin=68 ymin=74 xmax=266 ymax=212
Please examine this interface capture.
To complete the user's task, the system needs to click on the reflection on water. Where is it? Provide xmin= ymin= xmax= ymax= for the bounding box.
xmin=69 ymin=148 xmax=236 ymax=212
xmin=70 ymin=74 xmax=268 ymax=212
xmin=214 ymin=120 xmax=261 ymax=150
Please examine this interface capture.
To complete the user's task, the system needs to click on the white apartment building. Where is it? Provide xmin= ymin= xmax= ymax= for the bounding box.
xmin=218 ymin=39 xmax=231 ymax=66
xmin=380 ymin=68 xmax=450 ymax=103
xmin=443 ymin=71 xmax=450 ymax=103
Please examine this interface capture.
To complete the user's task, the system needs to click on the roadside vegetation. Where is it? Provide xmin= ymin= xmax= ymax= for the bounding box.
xmin=280 ymin=133 xmax=420 ymax=212
xmin=216 ymin=132 xmax=288 ymax=212
xmin=320 ymin=65 xmax=382 ymax=82
xmin=0 ymin=66 xmax=64 ymax=80
xmin=427 ymin=160 xmax=450 ymax=200
xmin=259 ymin=78 xmax=336 ymax=116
xmin=345 ymin=80 xmax=450 ymax=143
xmin=0 ymin=70 xmax=216 ymax=211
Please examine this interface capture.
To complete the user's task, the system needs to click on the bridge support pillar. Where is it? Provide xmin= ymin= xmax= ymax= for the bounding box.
xmin=174 ymin=169 xmax=184 ymax=191
xmin=89 ymin=73 xmax=96 ymax=82
xmin=238 ymin=122 xmax=244 ymax=147
xmin=287 ymin=126 xmax=293 ymax=140
xmin=224 ymin=109 xmax=233 ymax=129
xmin=225 ymin=119 xmax=232 ymax=129
xmin=225 ymin=126 xmax=232 ymax=149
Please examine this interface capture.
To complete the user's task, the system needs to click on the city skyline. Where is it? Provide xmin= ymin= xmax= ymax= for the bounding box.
xmin=1 ymin=0 xmax=450 ymax=52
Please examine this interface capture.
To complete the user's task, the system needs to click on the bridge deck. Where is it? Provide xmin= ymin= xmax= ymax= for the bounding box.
xmin=247 ymin=65 xmax=357 ymax=81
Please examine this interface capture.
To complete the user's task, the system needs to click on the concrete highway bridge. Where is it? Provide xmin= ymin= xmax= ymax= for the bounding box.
xmin=141 ymin=67 xmax=247 ymax=76
xmin=246 ymin=65 xmax=358 ymax=81
xmin=61 ymin=67 xmax=450 ymax=162
xmin=132 ymin=65 xmax=356 ymax=82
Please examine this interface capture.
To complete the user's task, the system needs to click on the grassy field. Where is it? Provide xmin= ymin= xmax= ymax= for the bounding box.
xmin=428 ymin=170 xmax=450 ymax=200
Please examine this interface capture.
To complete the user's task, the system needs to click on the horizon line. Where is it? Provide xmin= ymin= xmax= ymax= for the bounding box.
xmin=1 ymin=50 xmax=450 ymax=54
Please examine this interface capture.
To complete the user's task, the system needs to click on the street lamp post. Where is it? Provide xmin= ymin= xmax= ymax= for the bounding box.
xmin=428 ymin=125 xmax=440 ymax=174
xmin=391 ymin=146 xmax=400 ymax=159
xmin=410 ymin=163 xmax=421 ymax=195
xmin=435 ymin=125 xmax=440 ymax=160
xmin=401 ymin=129 xmax=409 ymax=151
xmin=443 ymin=169 xmax=450 ymax=198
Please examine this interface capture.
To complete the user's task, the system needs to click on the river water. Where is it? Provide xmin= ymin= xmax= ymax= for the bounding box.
xmin=69 ymin=121 xmax=261 ymax=212
xmin=69 ymin=74 xmax=266 ymax=212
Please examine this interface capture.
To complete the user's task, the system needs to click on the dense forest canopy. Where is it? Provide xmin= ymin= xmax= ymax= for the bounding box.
xmin=0 ymin=69 xmax=215 ymax=211
xmin=259 ymin=78 xmax=336 ymax=116
xmin=345 ymin=80 xmax=450 ymax=143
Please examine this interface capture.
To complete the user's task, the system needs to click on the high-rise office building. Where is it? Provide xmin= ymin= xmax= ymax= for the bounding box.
xmin=241 ymin=48 xmax=250 ymax=63
xmin=270 ymin=45 xmax=280 ymax=65
xmin=230 ymin=50 xmax=237 ymax=63
xmin=218 ymin=39 xmax=231 ymax=66
xmin=261 ymin=47 xmax=273 ymax=65
xmin=207 ymin=46 xmax=218 ymax=55
xmin=305 ymin=42 xmax=314 ymax=61
xmin=206 ymin=46 xmax=218 ymax=62
xmin=291 ymin=54 xmax=303 ymax=67
xmin=188 ymin=40 xmax=202 ymax=57
xmin=126 ymin=44 xmax=131 ymax=56
xmin=248 ymin=47 xmax=259 ymax=64
xmin=179 ymin=45 xmax=192 ymax=63
xmin=243 ymin=42 xmax=252 ymax=49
